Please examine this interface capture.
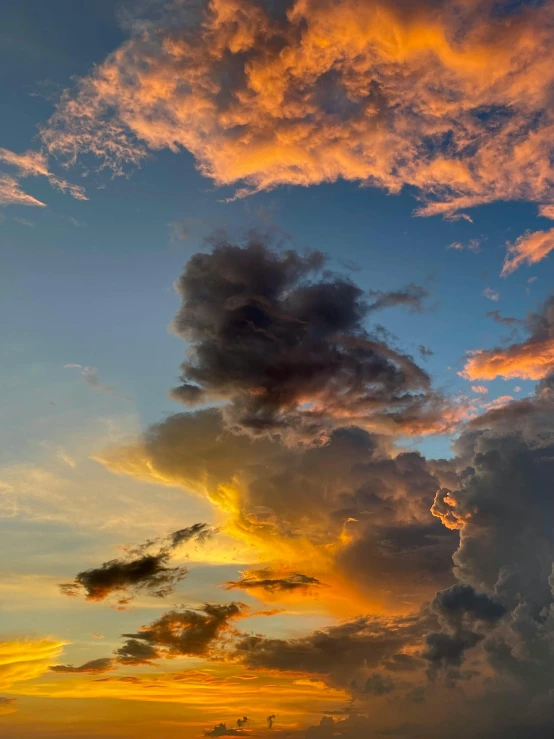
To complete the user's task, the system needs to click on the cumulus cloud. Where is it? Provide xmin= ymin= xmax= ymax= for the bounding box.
xmin=99 ymin=409 xmax=458 ymax=609
xmin=462 ymin=295 xmax=554 ymax=381
xmin=115 ymin=603 xmax=246 ymax=664
xmin=168 ymin=236 xmax=462 ymax=441
xmin=37 ymin=0 xmax=554 ymax=241
xmin=0 ymin=148 xmax=86 ymax=207
xmin=59 ymin=524 xmax=211 ymax=605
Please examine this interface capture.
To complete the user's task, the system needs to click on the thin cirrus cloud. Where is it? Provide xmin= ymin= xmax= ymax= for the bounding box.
xmin=0 ymin=148 xmax=86 ymax=207
xmin=40 ymin=0 xmax=554 ymax=273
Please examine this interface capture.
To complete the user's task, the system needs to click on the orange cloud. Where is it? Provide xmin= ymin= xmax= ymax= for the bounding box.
xmin=42 ymin=0 xmax=554 ymax=248
xmin=0 ymin=639 xmax=65 ymax=692
xmin=502 ymin=228 xmax=554 ymax=276
xmin=462 ymin=339 xmax=554 ymax=381
xmin=0 ymin=148 xmax=87 ymax=207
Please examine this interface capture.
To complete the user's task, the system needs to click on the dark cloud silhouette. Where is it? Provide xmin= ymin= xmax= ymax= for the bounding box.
xmin=59 ymin=523 xmax=211 ymax=604
xmin=169 ymin=237 xmax=458 ymax=441
xmin=485 ymin=310 xmax=524 ymax=327
xmin=205 ymin=723 xmax=247 ymax=737
xmin=267 ymin=715 xmax=276 ymax=729
xmin=116 ymin=603 xmax=245 ymax=664
xmin=50 ymin=658 xmax=114 ymax=674
xmin=223 ymin=570 xmax=322 ymax=594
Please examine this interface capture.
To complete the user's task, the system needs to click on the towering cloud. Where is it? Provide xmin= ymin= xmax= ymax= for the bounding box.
xmin=168 ymin=236 xmax=458 ymax=441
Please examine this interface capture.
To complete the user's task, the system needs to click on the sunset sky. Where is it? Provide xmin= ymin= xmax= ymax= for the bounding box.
xmin=3 ymin=1 xmax=554 ymax=737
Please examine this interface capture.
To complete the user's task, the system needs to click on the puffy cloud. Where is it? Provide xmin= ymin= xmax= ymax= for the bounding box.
xmin=42 ymin=0 xmax=554 ymax=233
xmin=462 ymin=295 xmax=554 ymax=381
xmin=115 ymin=603 xmax=246 ymax=664
xmin=59 ymin=524 xmax=211 ymax=605
xmin=482 ymin=287 xmax=499 ymax=302
xmin=205 ymin=721 xmax=248 ymax=737
xmin=99 ymin=409 xmax=458 ymax=610
xmin=168 ymin=237 xmax=460 ymax=441
xmin=502 ymin=227 xmax=554 ymax=276
xmin=50 ymin=658 xmax=114 ymax=674
xmin=0 ymin=148 xmax=86 ymax=207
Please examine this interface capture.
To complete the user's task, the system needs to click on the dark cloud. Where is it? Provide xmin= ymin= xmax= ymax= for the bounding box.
xmin=50 ymin=658 xmax=114 ymax=674
xmin=267 ymin=715 xmax=276 ymax=729
xmin=59 ymin=523 xmax=211 ymax=604
xmin=485 ymin=310 xmax=524 ymax=327
xmin=359 ymin=673 xmax=396 ymax=696
xmin=223 ymin=570 xmax=322 ymax=594
xmin=418 ymin=345 xmax=434 ymax=360
xmin=100 ymin=411 xmax=458 ymax=608
xmin=169 ymin=237 xmax=458 ymax=441
xmin=235 ymin=612 xmax=427 ymax=690
xmin=367 ymin=284 xmax=430 ymax=314
xmin=205 ymin=723 xmax=247 ymax=737
xmin=116 ymin=603 xmax=245 ymax=664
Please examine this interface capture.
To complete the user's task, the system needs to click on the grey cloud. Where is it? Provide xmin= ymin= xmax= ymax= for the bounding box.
xmin=367 ymin=284 xmax=430 ymax=314
xmin=169 ymin=237 xmax=456 ymax=441
xmin=50 ymin=658 xmax=114 ymax=674
xmin=60 ymin=524 xmax=211 ymax=604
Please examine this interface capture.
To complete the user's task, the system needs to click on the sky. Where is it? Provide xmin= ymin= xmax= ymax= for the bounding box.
xmin=2 ymin=0 xmax=554 ymax=737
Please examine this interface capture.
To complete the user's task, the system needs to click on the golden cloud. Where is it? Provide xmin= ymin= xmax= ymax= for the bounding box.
xmin=43 ymin=0 xmax=554 ymax=270
xmin=0 ymin=639 xmax=65 ymax=692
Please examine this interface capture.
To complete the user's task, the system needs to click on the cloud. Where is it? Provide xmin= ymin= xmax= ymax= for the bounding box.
xmin=205 ymin=722 xmax=248 ymax=737
xmin=64 ymin=364 xmax=116 ymax=394
xmin=462 ymin=295 xmax=554 ymax=381
xmin=0 ymin=173 xmax=46 ymax=208
xmin=223 ymin=569 xmax=323 ymax=594
xmin=502 ymin=228 xmax=554 ymax=275
xmin=0 ymin=639 xmax=65 ymax=691
xmin=447 ymin=240 xmax=480 ymax=254
xmin=42 ymin=0 xmax=554 ymax=226
xmin=0 ymin=148 xmax=86 ymax=207
xmin=485 ymin=311 xmax=524 ymax=328
xmin=59 ymin=524 xmax=211 ymax=604
xmin=115 ymin=603 xmax=246 ymax=664
xmin=50 ymin=658 xmax=114 ymax=674
xmin=482 ymin=287 xmax=499 ymax=302
xmin=98 ymin=409 xmax=459 ymax=609
xmin=367 ymin=284 xmax=430 ymax=314
xmin=168 ymin=236 xmax=461 ymax=441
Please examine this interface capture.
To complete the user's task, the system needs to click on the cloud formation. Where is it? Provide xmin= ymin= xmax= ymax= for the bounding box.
xmin=462 ymin=295 xmax=554 ymax=381
xmin=40 ymin=0 xmax=554 ymax=259
xmin=0 ymin=148 xmax=86 ymax=207
xmin=59 ymin=524 xmax=211 ymax=605
xmin=115 ymin=603 xmax=245 ymax=664
xmin=223 ymin=569 xmax=323 ymax=594
xmin=50 ymin=658 xmax=114 ymax=674
xmin=168 ymin=236 xmax=461 ymax=441
xmin=502 ymin=227 xmax=554 ymax=276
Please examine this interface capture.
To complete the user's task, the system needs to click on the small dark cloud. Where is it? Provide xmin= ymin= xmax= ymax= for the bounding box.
xmin=205 ymin=723 xmax=247 ymax=737
xmin=50 ymin=658 xmax=114 ymax=674
xmin=59 ymin=524 xmax=211 ymax=604
xmin=267 ymin=715 xmax=276 ymax=729
xmin=223 ymin=570 xmax=322 ymax=594
xmin=485 ymin=310 xmax=524 ymax=327
xmin=418 ymin=345 xmax=434 ymax=360
xmin=367 ymin=283 xmax=430 ymax=314
xmin=116 ymin=602 xmax=246 ymax=664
